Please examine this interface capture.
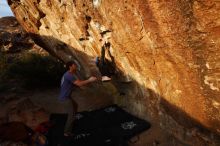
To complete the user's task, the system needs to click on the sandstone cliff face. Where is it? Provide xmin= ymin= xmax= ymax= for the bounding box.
xmin=8 ymin=0 xmax=220 ymax=144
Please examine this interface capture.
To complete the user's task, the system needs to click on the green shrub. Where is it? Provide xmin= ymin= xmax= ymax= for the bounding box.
xmin=0 ymin=52 xmax=14 ymax=92
xmin=0 ymin=53 xmax=8 ymax=78
xmin=0 ymin=53 xmax=66 ymax=90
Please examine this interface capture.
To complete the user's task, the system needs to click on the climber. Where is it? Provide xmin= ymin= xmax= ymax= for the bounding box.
xmin=95 ymin=42 xmax=116 ymax=81
xmin=58 ymin=61 xmax=97 ymax=137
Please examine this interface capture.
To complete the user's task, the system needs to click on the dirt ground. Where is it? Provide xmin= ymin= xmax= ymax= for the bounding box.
xmin=27 ymin=86 xmax=188 ymax=146
xmin=0 ymin=80 xmax=188 ymax=146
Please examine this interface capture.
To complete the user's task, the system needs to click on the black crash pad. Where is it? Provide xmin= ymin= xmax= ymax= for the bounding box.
xmin=71 ymin=104 xmax=151 ymax=146
xmin=48 ymin=105 xmax=151 ymax=146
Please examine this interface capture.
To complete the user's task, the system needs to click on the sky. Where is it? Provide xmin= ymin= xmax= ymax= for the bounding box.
xmin=0 ymin=0 xmax=14 ymax=17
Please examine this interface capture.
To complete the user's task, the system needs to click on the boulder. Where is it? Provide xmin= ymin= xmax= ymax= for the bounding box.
xmin=7 ymin=0 xmax=220 ymax=144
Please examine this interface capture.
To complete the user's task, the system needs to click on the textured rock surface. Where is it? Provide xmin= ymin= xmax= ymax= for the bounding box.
xmin=0 ymin=96 xmax=49 ymax=130
xmin=0 ymin=16 xmax=47 ymax=55
xmin=8 ymin=0 xmax=220 ymax=144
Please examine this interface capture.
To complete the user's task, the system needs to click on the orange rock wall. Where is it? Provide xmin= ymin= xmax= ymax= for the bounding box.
xmin=8 ymin=0 xmax=220 ymax=144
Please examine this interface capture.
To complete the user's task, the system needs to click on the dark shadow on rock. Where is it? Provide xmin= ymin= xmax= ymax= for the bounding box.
xmin=29 ymin=33 xmax=102 ymax=79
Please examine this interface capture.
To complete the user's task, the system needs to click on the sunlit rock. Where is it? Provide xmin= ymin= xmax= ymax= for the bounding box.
xmin=8 ymin=0 xmax=220 ymax=144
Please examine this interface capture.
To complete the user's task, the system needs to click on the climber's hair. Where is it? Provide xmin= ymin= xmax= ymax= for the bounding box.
xmin=66 ymin=61 xmax=76 ymax=69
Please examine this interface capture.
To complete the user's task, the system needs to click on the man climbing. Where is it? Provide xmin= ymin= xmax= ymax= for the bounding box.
xmin=95 ymin=41 xmax=116 ymax=81
xmin=58 ymin=61 xmax=97 ymax=136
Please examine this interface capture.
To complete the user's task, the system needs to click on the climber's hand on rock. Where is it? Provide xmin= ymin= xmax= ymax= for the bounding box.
xmin=88 ymin=76 xmax=97 ymax=82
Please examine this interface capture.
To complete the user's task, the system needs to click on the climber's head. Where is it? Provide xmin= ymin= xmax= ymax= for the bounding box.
xmin=66 ymin=61 xmax=77 ymax=73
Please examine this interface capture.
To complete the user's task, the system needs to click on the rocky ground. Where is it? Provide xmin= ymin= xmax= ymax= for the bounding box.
xmin=0 ymin=86 xmax=188 ymax=146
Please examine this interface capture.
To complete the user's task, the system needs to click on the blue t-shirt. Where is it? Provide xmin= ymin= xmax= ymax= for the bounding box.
xmin=58 ymin=71 xmax=77 ymax=101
